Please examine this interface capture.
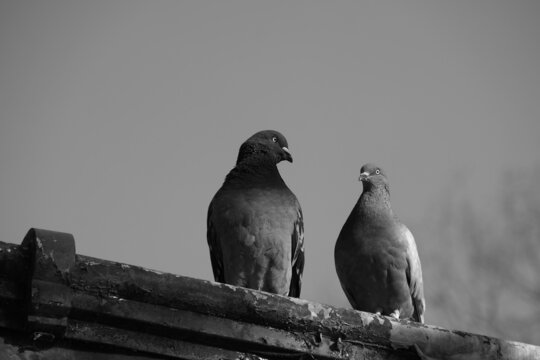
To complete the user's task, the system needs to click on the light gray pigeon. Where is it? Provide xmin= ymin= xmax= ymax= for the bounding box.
xmin=207 ymin=130 xmax=304 ymax=297
xmin=334 ymin=163 xmax=425 ymax=322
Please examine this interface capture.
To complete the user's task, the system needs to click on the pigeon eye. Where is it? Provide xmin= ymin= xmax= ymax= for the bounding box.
xmin=375 ymin=169 xmax=380 ymax=175
xmin=272 ymin=136 xmax=278 ymax=143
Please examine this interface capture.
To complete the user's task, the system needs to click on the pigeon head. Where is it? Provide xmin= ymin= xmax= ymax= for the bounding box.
xmin=236 ymin=130 xmax=292 ymax=165
xmin=358 ymin=163 xmax=389 ymax=191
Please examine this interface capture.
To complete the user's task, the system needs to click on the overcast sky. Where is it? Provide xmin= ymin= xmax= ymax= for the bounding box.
xmin=1 ymin=0 xmax=539 ymax=337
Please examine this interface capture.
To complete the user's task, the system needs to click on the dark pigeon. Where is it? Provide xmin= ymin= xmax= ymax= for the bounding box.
xmin=207 ymin=130 xmax=304 ymax=297
xmin=334 ymin=163 xmax=425 ymax=322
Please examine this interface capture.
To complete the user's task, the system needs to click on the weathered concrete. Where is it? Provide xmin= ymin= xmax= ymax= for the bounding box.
xmin=0 ymin=228 xmax=539 ymax=359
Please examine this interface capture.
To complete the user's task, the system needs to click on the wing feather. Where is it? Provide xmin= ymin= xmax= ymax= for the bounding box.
xmin=207 ymin=202 xmax=225 ymax=283
xmin=288 ymin=206 xmax=304 ymax=298
xmin=402 ymin=225 xmax=425 ymax=323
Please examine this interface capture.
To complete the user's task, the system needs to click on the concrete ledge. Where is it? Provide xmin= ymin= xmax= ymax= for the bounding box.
xmin=0 ymin=228 xmax=538 ymax=359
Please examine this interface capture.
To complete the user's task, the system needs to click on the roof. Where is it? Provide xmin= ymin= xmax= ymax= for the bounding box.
xmin=0 ymin=228 xmax=538 ymax=359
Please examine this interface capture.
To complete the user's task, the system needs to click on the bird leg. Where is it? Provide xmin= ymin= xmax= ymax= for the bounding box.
xmin=390 ymin=309 xmax=400 ymax=319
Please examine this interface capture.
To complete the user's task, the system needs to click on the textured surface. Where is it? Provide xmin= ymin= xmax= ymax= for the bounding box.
xmin=0 ymin=229 xmax=539 ymax=359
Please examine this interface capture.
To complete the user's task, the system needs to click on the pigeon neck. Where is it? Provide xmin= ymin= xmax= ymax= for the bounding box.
xmin=225 ymin=156 xmax=284 ymax=187
xmin=357 ymin=184 xmax=393 ymax=220
xmin=237 ymin=143 xmax=275 ymax=164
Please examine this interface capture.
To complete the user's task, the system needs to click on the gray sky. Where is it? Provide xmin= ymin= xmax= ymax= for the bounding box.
xmin=1 ymin=0 xmax=539 ymax=338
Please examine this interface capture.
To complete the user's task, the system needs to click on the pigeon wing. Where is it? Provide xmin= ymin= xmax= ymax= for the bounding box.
xmin=402 ymin=224 xmax=426 ymax=323
xmin=207 ymin=201 xmax=225 ymax=283
xmin=288 ymin=205 xmax=304 ymax=298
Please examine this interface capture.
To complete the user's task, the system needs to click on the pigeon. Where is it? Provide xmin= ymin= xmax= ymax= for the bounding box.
xmin=334 ymin=163 xmax=425 ymax=322
xmin=207 ymin=130 xmax=304 ymax=297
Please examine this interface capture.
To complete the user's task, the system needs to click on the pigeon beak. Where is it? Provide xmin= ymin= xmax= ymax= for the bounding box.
xmin=358 ymin=172 xmax=369 ymax=181
xmin=282 ymin=147 xmax=293 ymax=163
